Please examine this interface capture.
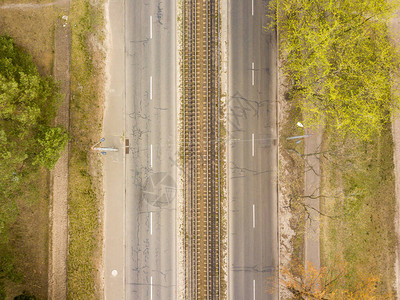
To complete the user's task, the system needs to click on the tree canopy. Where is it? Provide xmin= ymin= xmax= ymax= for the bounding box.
xmin=0 ymin=36 xmax=68 ymax=174
xmin=0 ymin=36 xmax=68 ymax=295
xmin=271 ymin=0 xmax=400 ymax=140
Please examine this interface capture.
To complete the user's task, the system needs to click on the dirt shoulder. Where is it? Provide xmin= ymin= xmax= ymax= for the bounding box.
xmin=277 ymin=68 xmax=306 ymax=297
xmin=48 ymin=5 xmax=71 ymax=299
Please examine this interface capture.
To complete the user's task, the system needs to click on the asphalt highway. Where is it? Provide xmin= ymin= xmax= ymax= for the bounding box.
xmin=125 ymin=0 xmax=177 ymax=299
xmin=228 ymin=0 xmax=279 ymax=298
xmin=105 ymin=0 xmax=277 ymax=298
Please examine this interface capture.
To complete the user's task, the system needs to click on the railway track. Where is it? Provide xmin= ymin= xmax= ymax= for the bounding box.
xmin=182 ymin=0 xmax=223 ymax=298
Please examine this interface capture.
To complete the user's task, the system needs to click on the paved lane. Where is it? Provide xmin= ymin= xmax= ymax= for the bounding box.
xmin=104 ymin=0 xmax=126 ymax=298
xmin=125 ymin=0 xmax=177 ymax=299
xmin=228 ymin=0 xmax=279 ymax=298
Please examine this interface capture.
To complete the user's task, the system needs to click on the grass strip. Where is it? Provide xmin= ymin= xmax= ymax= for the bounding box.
xmin=67 ymin=0 xmax=105 ymax=298
xmin=321 ymin=125 xmax=396 ymax=297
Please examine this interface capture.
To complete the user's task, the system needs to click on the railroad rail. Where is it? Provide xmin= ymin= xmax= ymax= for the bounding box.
xmin=182 ymin=0 xmax=223 ymax=298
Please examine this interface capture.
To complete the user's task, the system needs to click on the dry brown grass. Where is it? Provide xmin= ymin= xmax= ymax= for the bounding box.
xmin=279 ymin=95 xmax=396 ymax=297
xmin=0 ymin=6 xmax=56 ymax=75
xmin=4 ymin=169 xmax=50 ymax=299
xmin=278 ymin=96 xmax=306 ymax=263
xmin=0 ymin=0 xmax=53 ymax=3
xmin=0 ymin=0 xmax=106 ymax=298
xmin=67 ymin=0 xmax=105 ymax=298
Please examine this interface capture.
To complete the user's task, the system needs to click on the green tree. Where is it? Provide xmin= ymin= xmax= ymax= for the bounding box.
xmin=0 ymin=36 xmax=68 ymax=297
xmin=33 ymin=126 xmax=69 ymax=169
xmin=0 ymin=36 xmax=66 ymax=173
xmin=270 ymin=0 xmax=400 ymax=140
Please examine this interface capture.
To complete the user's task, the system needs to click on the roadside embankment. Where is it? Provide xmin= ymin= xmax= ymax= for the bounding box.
xmin=0 ymin=2 xmax=63 ymax=298
xmin=67 ymin=0 xmax=105 ymax=298
xmin=274 ymin=0 xmax=398 ymax=297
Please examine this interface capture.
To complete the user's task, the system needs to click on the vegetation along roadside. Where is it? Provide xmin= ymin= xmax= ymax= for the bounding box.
xmin=67 ymin=0 xmax=106 ymax=298
xmin=0 ymin=35 xmax=67 ymax=298
xmin=0 ymin=0 xmax=106 ymax=298
xmin=271 ymin=0 xmax=400 ymax=298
